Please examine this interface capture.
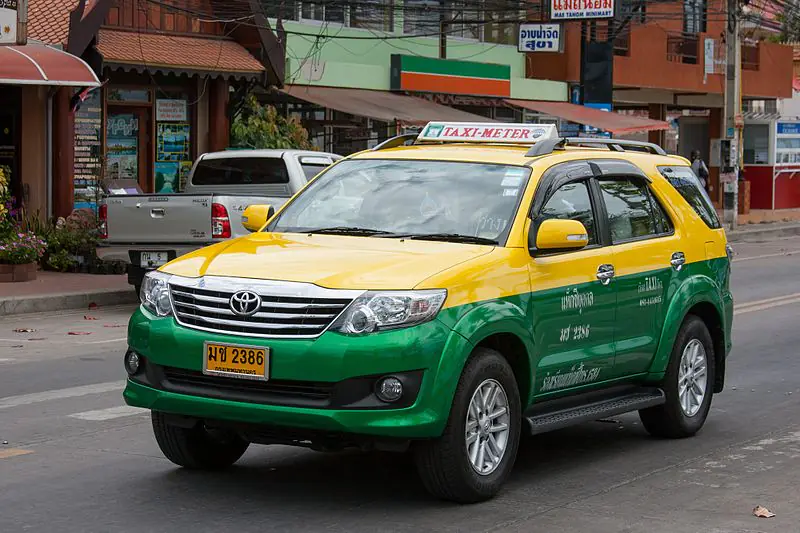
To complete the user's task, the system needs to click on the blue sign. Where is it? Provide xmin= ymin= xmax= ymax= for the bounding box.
xmin=582 ymin=103 xmax=612 ymax=137
xmin=777 ymin=122 xmax=800 ymax=135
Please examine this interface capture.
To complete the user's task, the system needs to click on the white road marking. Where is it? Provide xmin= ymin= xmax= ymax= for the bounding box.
xmin=84 ymin=337 xmax=127 ymax=345
xmin=735 ymin=293 xmax=800 ymax=315
xmin=69 ymin=406 xmax=144 ymax=421
xmin=733 ymin=250 xmax=800 ymax=263
xmin=0 ymin=358 xmax=15 ymax=363
xmin=0 ymin=381 xmax=124 ymax=410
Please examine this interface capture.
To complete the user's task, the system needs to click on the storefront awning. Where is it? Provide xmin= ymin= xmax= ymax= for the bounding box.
xmin=282 ymin=85 xmax=495 ymax=125
xmin=505 ymin=99 xmax=670 ymax=135
xmin=0 ymin=43 xmax=101 ymax=87
xmin=96 ymin=30 xmax=266 ymax=80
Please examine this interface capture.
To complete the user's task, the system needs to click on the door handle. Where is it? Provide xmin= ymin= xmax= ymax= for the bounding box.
xmin=150 ymin=208 xmax=165 ymax=218
xmin=596 ymin=264 xmax=615 ymax=285
xmin=670 ymin=251 xmax=686 ymax=271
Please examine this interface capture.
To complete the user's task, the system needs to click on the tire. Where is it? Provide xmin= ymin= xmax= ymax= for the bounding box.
xmin=639 ymin=314 xmax=716 ymax=439
xmin=414 ymin=347 xmax=521 ymax=503
xmin=151 ymin=411 xmax=249 ymax=469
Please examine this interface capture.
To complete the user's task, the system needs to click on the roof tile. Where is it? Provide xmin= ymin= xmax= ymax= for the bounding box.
xmin=28 ymin=0 xmax=79 ymax=45
xmin=97 ymin=29 xmax=265 ymax=73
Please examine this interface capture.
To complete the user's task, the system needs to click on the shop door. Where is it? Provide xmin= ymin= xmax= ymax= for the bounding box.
xmin=0 ymin=87 xmax=21 ymax=204
xmin=106 ymin=108 xmax=151 ymax=192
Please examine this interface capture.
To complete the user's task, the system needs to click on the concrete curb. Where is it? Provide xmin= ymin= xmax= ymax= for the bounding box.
xmin=727 ymin=222 xmax=800 ymax=243
xmin=0 ymin=288 xmax=139 ymax=317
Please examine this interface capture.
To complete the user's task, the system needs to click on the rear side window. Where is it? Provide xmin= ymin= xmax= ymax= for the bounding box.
xmin=658 ymin=166 xmax=721 ymax=229
xmin=191 ymin=157 xmax=289 ymax=186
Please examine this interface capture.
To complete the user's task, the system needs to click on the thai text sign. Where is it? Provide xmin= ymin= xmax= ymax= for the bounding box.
xmin=518 ymin=24 xmax=562 ymax=53
xmin=156 ymin=99 xmax=188 ymax=122
xmin=551 ymin=0 xmax=614 ymax=19
xmin=419 ymin=122 xmax=558 ymax=143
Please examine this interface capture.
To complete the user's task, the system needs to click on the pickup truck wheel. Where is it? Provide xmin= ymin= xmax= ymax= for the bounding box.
xmin=414 ymin=348 xmax=521 ymax=503
xmin=151 ymin=411 xmax=249 ymax=469
xmin=639 ymin=315 xmax=715 ymax=439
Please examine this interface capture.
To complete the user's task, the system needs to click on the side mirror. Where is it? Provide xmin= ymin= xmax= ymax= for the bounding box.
xmin=530 ymin=219 xmax=589 ymax=255
xmin=241 ymin=204 xmax=275 ymax=232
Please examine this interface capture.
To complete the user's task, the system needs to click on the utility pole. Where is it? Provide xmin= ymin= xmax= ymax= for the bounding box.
xmin=722 ymin=0 xmax=741 ymax=230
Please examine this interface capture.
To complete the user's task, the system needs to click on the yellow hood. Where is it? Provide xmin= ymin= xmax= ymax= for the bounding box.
xmin=161 ymin=232 xmax=494 ymax=290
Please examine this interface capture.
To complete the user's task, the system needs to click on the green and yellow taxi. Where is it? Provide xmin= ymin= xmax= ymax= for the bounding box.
xmin=124 ymin=122 xmax=733 ymax=503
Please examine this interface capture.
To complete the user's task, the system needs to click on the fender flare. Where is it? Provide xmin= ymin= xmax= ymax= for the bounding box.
xmin=648 ymin=275 xmax=725 ymax=375
xmin=429 ymin=300 xmax=536 ymax=416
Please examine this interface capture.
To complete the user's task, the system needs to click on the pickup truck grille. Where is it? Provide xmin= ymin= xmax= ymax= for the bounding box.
xmin=169 ymin=283 xmax=353 ymax=338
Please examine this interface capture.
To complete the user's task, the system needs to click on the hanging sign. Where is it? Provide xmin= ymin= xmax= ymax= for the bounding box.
xmin=518 ymin=23 xmax=562 ymax=53
xmin=0 ymin=0 xmax=18 ymax=44
xmin=550 ymin=0 xmax=614 ymax=20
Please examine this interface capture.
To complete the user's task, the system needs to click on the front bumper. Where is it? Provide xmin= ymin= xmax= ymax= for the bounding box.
xmin=123 ymin=308 xmax=471 ymax=439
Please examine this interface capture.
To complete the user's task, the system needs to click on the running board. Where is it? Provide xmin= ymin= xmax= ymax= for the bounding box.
xmin=524 ymin=387 xmax=666 ymax=435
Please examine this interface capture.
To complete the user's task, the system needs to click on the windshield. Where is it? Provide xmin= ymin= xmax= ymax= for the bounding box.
xmin=267 ymin=159 xmax=531 ymax=244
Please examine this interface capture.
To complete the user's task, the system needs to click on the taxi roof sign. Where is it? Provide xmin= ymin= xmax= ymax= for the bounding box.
xmin=418 ymin=122 xmax=558 ymax=144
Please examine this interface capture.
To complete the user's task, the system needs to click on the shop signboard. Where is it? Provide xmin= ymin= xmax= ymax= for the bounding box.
xmin=550 ymin=0 xmax=614 ymax=20
xmin=73 ymin=89 xmax=103 ymax=211
xmin=156 ymin=99 xmax=188 ymax=122
xmin=391 ymin=54 xmax=511 ymax=97
xmin=0 ymin=0 xmax=18 ymax=45
xmin=518 ymin=23 xmax=562 ymax=53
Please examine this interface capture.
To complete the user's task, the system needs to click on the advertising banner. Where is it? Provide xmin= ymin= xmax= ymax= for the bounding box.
xmin=518 ymin=23 xmax=562 ymax=53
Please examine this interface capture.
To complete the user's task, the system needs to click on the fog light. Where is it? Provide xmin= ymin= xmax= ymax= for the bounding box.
xmin=376 ymin=376 xmax=403 ymax=403
xmin=124 ymin=351 xmax=140 ymax=375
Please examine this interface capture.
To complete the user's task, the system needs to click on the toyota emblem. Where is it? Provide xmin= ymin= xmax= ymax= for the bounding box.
xmin=229 ymin=290 xmax=261 ymax=316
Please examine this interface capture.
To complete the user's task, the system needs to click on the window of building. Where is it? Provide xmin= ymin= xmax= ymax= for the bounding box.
xmin=597 ymin=178 xmax=659 ymax=243
xmin=539 ymin=181 xmax=598 ymax=245
xmin=683 ymin=0 xmax=707 ymax=34
xmin=263 ymin=0 xmax=298 ymax=21
xmin=299 ymin=2 xmax=345 ymax=24
xmin=481 ymin=0 xmax=522 ymax=45
xmin=351 ymin=1 xmax=394 ymax=31
xmin=618 ymin=0 xmax=646 ymax=24
xmin=404 ymin=0 xmax=442 ymax=36
xmin=743 ymin=124 xmax=770 ymax=164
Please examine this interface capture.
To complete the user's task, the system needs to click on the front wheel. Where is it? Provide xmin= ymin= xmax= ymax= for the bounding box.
xmin=639 ymin=315 xmax=716 ymax=438
xmin=414 ymin=348 xmax=521 ymax=503
xmin=151 ymin=412 xmax=249 ymax=469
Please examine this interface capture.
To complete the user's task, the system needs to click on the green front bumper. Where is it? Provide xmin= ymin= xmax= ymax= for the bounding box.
xmin=123 ymin=307 xmax=471 ymax=439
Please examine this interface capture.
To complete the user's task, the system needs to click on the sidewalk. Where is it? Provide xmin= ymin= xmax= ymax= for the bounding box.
xmin=0 ymin=271 xmax=138 ymax=316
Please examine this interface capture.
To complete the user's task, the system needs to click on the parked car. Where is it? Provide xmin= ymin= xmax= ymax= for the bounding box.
xmin=97 ymin=149 xmax=342 ymax=293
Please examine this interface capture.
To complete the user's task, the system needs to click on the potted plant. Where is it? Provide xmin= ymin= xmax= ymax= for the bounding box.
xmin=0 ymin=231 xmax=46 ymax=282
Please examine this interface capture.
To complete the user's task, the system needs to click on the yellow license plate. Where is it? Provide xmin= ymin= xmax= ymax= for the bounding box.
xmin=203 ymin=342 xmax=269 ymax=381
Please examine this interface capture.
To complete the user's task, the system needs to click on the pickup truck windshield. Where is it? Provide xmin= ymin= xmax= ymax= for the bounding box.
xmin=268 ymin=159 xmax=531 ymax=243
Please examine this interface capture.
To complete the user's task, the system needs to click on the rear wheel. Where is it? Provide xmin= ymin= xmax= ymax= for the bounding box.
xmin=639 ymin=315 xmax=715 ymax=438
xmin=151 ymin=411 xmax=249 ymax=469
xmin=414 ymin=348 xmax=521 ymax=503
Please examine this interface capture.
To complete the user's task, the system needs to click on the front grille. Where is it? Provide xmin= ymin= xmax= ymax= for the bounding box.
xmin=170 ymin=284 xmax=352 ymax=338
xmin=161 ymin=366 xmax=334 ymax=405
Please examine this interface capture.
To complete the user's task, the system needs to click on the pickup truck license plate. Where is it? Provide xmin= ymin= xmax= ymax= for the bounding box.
xmin=203 ymin=342 xmax=269 ymax=381
xmin=140 ymin=251 xmax=169 ymax=268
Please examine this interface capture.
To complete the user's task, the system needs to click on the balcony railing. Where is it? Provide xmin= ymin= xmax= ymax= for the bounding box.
xmin=666 ymin=32 xmax=699 ymax=64
xmin=742 ymin=44 xmax=759 ymax=71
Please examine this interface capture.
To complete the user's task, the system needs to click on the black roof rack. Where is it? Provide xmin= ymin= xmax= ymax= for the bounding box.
xmin=526 ymin=137 xmax=667 ymax=157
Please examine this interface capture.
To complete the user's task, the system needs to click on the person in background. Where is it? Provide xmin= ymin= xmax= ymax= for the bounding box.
xmin=690 ymin=149 xmax=710 ymax=190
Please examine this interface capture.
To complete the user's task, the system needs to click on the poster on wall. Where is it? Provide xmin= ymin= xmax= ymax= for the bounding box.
xmin=0 ymin=0 xmax=18 ymax=44
xmin=155 ymin=161 xmax=180 ymax=193
xmin=157 ymin=123 xmax=190 ymax=162
xmin=106 ymin=114 xmax=139 ymax=181
xmin=179 ymin=161 xmax=193 ymax=191
xmin=73 ymin=88 xmax=103 ymax=211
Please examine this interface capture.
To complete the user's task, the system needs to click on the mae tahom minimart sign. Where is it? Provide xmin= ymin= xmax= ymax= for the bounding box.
xmin=550 ymin=0 xmax=615 ymax=20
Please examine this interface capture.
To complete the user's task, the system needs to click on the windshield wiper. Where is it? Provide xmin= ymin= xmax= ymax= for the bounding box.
xmin=400 ymin=233 xmax=499 ymax=245
xmin=304 ymin=226 xmax=397 ymax=236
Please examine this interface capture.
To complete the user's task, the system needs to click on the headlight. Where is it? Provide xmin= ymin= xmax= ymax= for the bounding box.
xmin=332 ymin=290 xmax=447 ymax=335
xmin=140 ymin=270 xmax=173 ymax=317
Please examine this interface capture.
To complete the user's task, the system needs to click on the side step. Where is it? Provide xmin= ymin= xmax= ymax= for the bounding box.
xmin=524 ymin=386 xmax=665 ymax=435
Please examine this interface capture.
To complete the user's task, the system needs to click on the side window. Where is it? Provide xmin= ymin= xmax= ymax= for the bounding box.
xmin=598 ymin=178 xmax=659 ymax=243
xmin=658 ymin=166 xmax=722 ymax=229
xmin=539 ymin=181 xmax=598 ymax=245
xmin=647 ymin=189 xmax=674 ymax=235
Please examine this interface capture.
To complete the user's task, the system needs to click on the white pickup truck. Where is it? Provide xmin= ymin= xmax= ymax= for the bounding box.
xmin=97 ymin=149 xmax=341 ymax=293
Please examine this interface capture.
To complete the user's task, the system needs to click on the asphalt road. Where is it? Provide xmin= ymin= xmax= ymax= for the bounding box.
xmin=1 ymin=235 xmax=799 ymax=533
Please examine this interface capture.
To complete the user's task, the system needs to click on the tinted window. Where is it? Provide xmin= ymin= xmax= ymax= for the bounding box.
xmin=269 ymin=160 xmax=531 ymax=243
xmin=539 ymin=181 xmax=598 ymax=245
xmin=191 ymin=157 xmax=289 ymax=186
xmin=658 ymin=166 xmax=721 ymax=229
xmin=598 ymin=178 xmax=658 ymax=242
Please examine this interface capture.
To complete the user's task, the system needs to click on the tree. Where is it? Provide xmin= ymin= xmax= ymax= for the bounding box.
xmin=231 ymin=94 xmax=314 ymax=150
